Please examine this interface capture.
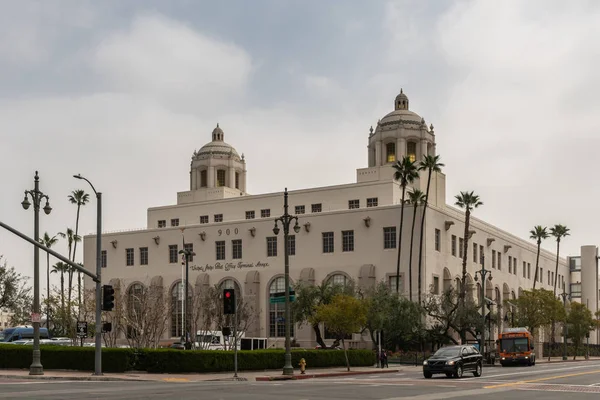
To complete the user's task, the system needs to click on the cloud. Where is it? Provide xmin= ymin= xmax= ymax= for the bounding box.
xmin=92 ymin=13 xmax=253 ymax=113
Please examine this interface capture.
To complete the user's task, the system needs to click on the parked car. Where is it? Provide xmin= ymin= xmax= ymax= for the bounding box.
xmin=0 ymin=326 xmax=51 ymax=342
xmin=422 ymin=345 xmax=483 ymax=379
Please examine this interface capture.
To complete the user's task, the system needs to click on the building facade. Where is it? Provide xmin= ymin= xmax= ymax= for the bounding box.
xmin=83 ymin=90 xmax=569 ymax=348
xmin=566 ymin=246 xmax=599 ymax=344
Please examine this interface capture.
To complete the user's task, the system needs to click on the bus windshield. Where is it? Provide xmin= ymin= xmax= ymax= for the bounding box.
xmin=500 ymin=337 xmax=529 ymax=353
xmin=0 ymin=329 xmax=14 ymax=342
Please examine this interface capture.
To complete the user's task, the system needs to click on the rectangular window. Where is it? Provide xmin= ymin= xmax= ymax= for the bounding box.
xmin=492 ymin=250 xmax=496 ymax=268
xmin=184 ymin=243 xmax=194 ymax=262
xmin=497 ymin=251 xmax=501 ymax=270
xmin=158 ymin=220 xmax=166 ymax=228
xmin=200 ymin=170 xmax=207 ymax=187
xmin=232 ymin=239 xmax=242 ymax=259
xmin=261 ymin=209 xmax=271 ymax=218
xmin=523 ymin=261 xmax=526 ymax=278
xmin=216 ymin=241 xmax=225 ymax=260
xmin=547 ymin=271 xmax=550 ymax=285
xmin=473 ymin=243 xmax=478 ymax=263
xmin=287 ymin=235 xmax=296 ymax=256
xmin=435 ymin=229 xmax=441 ymax=252
xmin=200 ymin=215 xmax=208 ymax=224
xmin=459 ymin=237 xmax=464 ymax=258
xmin=216 ymin=169 xmax=226 ymax=187
xmin=570 ymin=283 xmax=582 ymax=298
xmin=214 ymin=214 xmax=223 ymax=223
xmin=322 ymin=232 xmax=334 ymax=253
xmin=342 ymin=230 xmax=354 ymax=252
xmin=139 ymin=247 xmax=148 ymax=266
xmin=432 ymin=276 xmax=440 ymax=295
xmin=513 ymin=258 xmax=518 ymax=275
xmin=383 ymin=227 xmax=396 ymax=249
xmin=311 ymin=203 xmax=322 ymax=213
xmin=451 ymin=235 xmax=457 ymax=256
xmin=570 ymin=257 xmax=581 ymax=271
xmin=295 ymin=205 xmax=305 ymax=214
xmin=367 ymin=197 xmax=378 ymax=207
xmin=126 ymin=248 xmax=134 ymax=266
xmin=245 ymin=211 xmax=255 ymax=220
xmin=527 ymin=262 xmax=531 ymax=279
xmin=508 ymin=256 xmax=512 ymax=274
xmin=479 ymin=245 xmax=484 ymax=265
xmin=348 ymin=199 xmax=360 ymax=209
xmin=389 ymin=275 xmax=402 ymax=293
xmin=235 ymin=172 xmax=240 ymax=189
xmin=539 ymin=268 xmax=543 ymax=283
xmin=169 ymin=245 xmax=178 ymax=263
xmin=171 ymin=218 xmax=179 ymax=227
xmin=267 ymin=237 xmax=277 ymax=257
xmin=101 ymin=250 xmax=107 ymax=268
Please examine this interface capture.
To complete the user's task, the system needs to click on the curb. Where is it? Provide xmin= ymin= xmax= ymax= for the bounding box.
xmin=0 ymin=374 xmax=145 ymax=382
xmin=255 ymin=368 xmax=400 ymax=381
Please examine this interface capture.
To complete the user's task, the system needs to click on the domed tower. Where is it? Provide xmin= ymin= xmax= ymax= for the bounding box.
xmin=189 ymin=124 xmax=247 ymax=195
xmin=367 ymin=88 xmax=436 ymax=168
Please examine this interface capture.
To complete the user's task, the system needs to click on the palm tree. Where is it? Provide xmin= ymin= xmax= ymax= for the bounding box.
xmin=454 ymin=191 xmax=483 ymax=304
xmin=417 ymin=155 xmax=444 ymax=304
xmin=57 ymin=228 xmax=81 ymax=322
xmin=51 ymin=261 xmax=70 ymax=313
xmin=68 ymin=189 xmax=89 ymax=316
xmin=550 ymin=224 xmax=570 ymax=295
xmin=39 ymin=232 xmax=60 ymax=328
xmin=530 ymin=226 xmax=549 ymax=289
xmin=392 ymin=157 xmax=419 ymax=294
xmin=407 ymin=189 xmax=426 ymax=302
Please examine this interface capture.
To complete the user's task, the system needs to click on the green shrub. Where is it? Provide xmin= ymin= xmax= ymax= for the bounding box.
xmin=0 ymin=345 xmax=375 ymax=373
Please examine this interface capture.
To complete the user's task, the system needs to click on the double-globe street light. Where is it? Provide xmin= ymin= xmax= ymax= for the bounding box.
xmin=272 ymin=188 xmax=300 ymax=376
xmin=73 ymin=174 xmax=103 ymax=375
xmin=473 ymin=255 xmax=493 ymax=358
xmin=21 ymin=171 xmax=52 ymax=375
xmin=558 ymin=289 xmax=570 ymax=361
xmin=178 ymin=246 xmax=195 ymax=350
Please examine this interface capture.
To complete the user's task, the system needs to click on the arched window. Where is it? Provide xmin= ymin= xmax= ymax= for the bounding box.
xmin=127 ymin=283 xmax=144 ymax=339
xmin=171 ymin=281 xmax=192 ymax=339
xmin=216 ymin=170 xmax=226 ymax=187
xmin=269 ymin=277 xmax=294 ymax=338
xmin=386 ymin=142 xmax=396 ymax=163
xmin=328 ymin=274 xmax=348 ymax=287
xmin=407 ymin=142 xmax=416 ymax=162
xmin=220 ymin=279 xmax=241 ymax=293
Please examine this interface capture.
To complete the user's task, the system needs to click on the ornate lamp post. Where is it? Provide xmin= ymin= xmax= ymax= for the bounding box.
xmin=474 ymin=255 xmax=492 ymax=357
xmin=272 ymin=188 xmax=300 ymax=376
xmin=21 ymin=171 xmax=52 ymax=375
xmin=73 ymin=174 xmax=103 ymax=375
xmin=559 ymin=289 xmax=570 ymax=361
xmin=178 ymin=247 xmax=195 ymax=350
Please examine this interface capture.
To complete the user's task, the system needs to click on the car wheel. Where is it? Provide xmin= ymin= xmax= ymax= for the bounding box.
xmin=423 ymin=371 xmax=432 ymax=379
xmin=454 ymin=364 xmax=463 ymax=379
xmin=473 ymin=362 xmax=482 ymax=377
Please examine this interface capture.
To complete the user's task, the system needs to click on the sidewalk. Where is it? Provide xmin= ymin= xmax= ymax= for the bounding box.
xmin=0 ymin=366 xmax=399 ymax=383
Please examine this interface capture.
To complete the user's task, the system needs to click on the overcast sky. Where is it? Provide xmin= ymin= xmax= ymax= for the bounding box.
xmin=1 ymin=0 xmax=599 ymax=291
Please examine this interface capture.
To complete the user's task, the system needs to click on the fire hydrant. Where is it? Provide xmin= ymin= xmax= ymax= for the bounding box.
xmin=299 ymin=358 xmax=306 ymax=374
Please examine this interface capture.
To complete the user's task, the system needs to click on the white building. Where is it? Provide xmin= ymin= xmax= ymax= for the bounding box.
xmin=84 ymin=89 xmax=570 ymax=347
xmin=0 ymin=310 xmax=14 ymax=331
xmin=566 ymin=246 xmax=599 ymax=344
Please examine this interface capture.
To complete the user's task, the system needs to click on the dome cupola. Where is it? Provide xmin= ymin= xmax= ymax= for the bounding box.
xmin=395 ymin=88 xmax=409 ymax=110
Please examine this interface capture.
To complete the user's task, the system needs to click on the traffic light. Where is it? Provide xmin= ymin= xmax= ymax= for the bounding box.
xmin=102 ymin=285 xmax=115 ymax=311
xmin=102 ymin=322 xmax=112 ymax=333
xmin=223 ymin=288 xmax=236 ymax=315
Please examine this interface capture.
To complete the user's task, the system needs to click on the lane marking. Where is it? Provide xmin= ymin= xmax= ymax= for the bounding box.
xmin=464 ymin=363 xmax=600 ymax=380
xmin=484 ymin=369 xmax=600 ymax=389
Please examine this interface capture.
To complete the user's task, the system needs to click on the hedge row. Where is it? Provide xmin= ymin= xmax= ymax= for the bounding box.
xmin=0 ymin=345 xmax=375 ymax=373
xmin=543 ymin=342 xmax=600 ymax=357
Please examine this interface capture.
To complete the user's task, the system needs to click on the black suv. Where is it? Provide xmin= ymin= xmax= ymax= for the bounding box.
xmin=423 ymin=345 xmax=483 ymax=379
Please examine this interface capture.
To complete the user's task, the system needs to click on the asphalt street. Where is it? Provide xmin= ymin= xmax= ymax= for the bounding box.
xmin=1 ymin=361 xmax=600 ymax=399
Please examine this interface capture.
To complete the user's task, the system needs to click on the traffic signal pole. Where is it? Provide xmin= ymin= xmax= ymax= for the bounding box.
xmin=234 ymin=306 xmax=238 ymax=378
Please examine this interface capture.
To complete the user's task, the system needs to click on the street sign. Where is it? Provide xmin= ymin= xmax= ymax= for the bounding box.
xmin=31 ymin=313 xmax=41 ymax=323
xmin=269 ymin=291 xmax=296 ymax=304
xmin=77 ymin=321 xmax=88 ymax=338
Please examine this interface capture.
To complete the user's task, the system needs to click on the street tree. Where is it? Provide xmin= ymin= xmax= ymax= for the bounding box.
xmin=39 ymin=232 xmax=60 ymax=328
xmin=292 ymin=280 xmax=356 ymax=349
xmin=529 ymin=226 xmax=548 ymax=289
xmin=315 ymin=294 xmax=367 ymax=371
xmin=549 ymin=224 xmax=569 ymax=296
xmin=407 ymin=189 xmax=426 ymax=302
xmin=68 ymin=189 xmax=90 ymax=316
xmin=566 ymin=302 xmax=595 ymax=360
xmin=0 ymin=256 xmax=31 ymax=312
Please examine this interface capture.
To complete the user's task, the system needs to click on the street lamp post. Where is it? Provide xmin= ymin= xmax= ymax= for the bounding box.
xmin=474 ymin=255 xmax=492 ymax=358
xmin=73 ymin=174 xmax=103 ymax=375
xmin=21 ymin=171 xmax=52 ymax=376
xmin=559 ymin=289 xmax=570 ymax=361
xmin=178 ymin=248 xmax=195 ymax=350
xmin=272 ymin=188 xmax=300 ymax=376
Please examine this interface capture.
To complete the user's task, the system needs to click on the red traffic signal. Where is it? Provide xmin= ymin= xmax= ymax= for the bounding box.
xmin=223 ymin=288 xmax=235 ymax=315
xmin=225 ymin=291 xmax=231 ymax=298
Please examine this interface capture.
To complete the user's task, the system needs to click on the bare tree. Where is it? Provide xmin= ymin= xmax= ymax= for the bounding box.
xmin=121 ymin=283 xmax=169 ymax=349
